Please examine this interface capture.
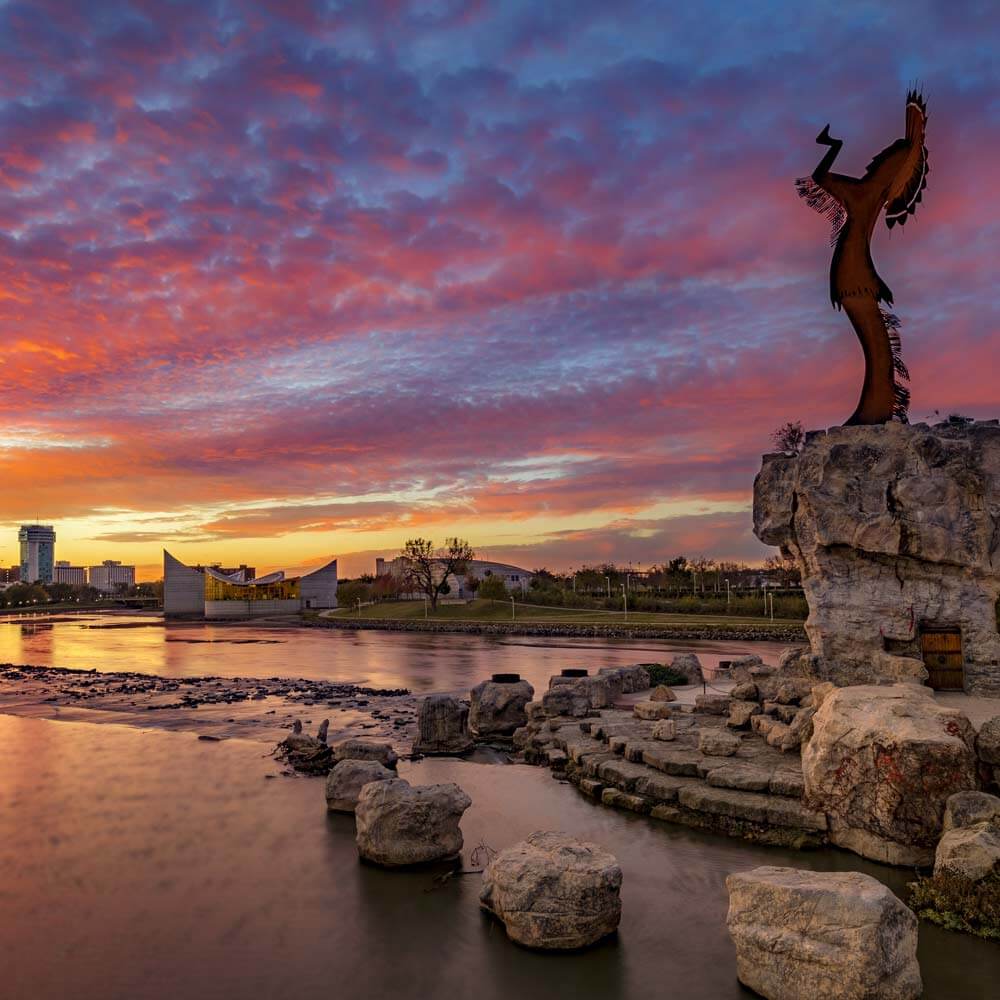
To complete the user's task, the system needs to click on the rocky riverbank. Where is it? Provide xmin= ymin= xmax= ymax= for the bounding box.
xmin=0 ymin=662 xmax=419 ymax=752
xmin=305 ymin=616 xmax=807 ymax=643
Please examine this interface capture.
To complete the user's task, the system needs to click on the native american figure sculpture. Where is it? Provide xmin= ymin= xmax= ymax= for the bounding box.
xmin=797 ymin=91 xmax=928 ymax=424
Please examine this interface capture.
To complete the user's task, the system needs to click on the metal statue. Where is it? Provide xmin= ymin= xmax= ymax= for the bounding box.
xmin=797 ymin=91 xmax=928 ymax=424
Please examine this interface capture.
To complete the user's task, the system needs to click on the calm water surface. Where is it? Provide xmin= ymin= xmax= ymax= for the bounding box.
xmin=0 ymin=714 xmax=995 ymax=1000
xmin=0 ymin=612 xmax=791 ymax=691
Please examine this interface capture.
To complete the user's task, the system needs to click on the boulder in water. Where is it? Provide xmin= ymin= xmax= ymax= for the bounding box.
xmin=355 ymin=778 xmax=471 ymax=867
xmin=726 ymin=866 xmax=921 ymax=1000
xmin=325 ymin=759 xmax=394 ymax=813
xmin=480 ymin=831 xmax=622 ymax=950
xmin=412 ymin=694 xmax=473 ymax=755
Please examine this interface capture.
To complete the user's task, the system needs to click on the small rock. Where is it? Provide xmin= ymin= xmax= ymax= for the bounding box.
xmin=652 ymin=719 xmax=677 ymax=741
xmin=694 ymin=693 xmax=731 ymax=715
xmin=699 ymin=729 xmax=741 ymax=757
xmin=649 ymin=685 xmax=677 ymax=703
xmin=727 ymin=701 xmax=761 ymax=729
xmin=730 ymin=681 xmax=759 ymax=702
xmin=633 ymin=701 xmax=673 ymax=721
xmin=976 ymin=716 xmax=1000 ymax=766
xmin=934 ymin=821 xmax=1000 ymax=881
xmin=943 ymin=790 xmax=1000 ymax=831
xmin=332 ymin=738 xmax=398 ymax=769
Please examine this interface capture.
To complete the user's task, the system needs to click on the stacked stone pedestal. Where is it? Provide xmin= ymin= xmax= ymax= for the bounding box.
xmin=754 ymin=420 xmax=1000 ymax=696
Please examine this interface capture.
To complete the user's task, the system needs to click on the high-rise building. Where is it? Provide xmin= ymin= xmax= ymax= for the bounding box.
xmin=88 ymin=560 xmax=136 ymax=594
xmin=19 ymin=524 xmax=56 ymax=584
xmin=53 ymin=561 xmax=87 ymax=586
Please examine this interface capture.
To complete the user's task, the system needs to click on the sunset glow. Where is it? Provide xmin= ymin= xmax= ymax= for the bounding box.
xmin=2 ymin=1 xmax=997 ymax=578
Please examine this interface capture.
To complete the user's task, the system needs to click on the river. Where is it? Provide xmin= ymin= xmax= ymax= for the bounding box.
xmin=0 ymin=714 xmax=995 ymax=1000
xmin=0 ymin=611 xmax=791 ymax=692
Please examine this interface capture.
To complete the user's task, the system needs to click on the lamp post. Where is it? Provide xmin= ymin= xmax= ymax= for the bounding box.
xmin=621 ymin=582 xmax=628 ymax=620
xmin=605 ymin=576 xmax=610 ymax=599
xmin=725 ymin=579 xmax=731 ymax=605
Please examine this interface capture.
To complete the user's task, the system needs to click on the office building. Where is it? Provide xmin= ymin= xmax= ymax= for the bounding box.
xmin=89 ymin=560 xmax=136 ymax=594
xmin=19 ymin=524 xmax=56 ymax=584
xmin=53 ymin=561 xmax=87 ymax=586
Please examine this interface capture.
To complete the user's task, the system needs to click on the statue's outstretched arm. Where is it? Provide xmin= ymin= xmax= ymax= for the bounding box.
xmin=811 ymin=125 xmax=853 ymax=203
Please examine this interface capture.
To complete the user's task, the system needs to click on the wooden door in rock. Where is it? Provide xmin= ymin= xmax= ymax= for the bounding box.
xmin=920 ymin=629 xmax=964 ymax=691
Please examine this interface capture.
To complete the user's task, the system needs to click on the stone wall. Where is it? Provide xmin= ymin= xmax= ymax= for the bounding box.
xmin=754 ymin=420 xmax=1000 ymax=696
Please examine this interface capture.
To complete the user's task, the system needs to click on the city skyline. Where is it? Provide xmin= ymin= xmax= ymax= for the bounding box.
xmin=2 ymin=3 xmax=998 ymax=581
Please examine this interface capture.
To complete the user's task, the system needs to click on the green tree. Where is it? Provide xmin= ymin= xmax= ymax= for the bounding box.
xmin=401 ymin=537 xmax=474 ymax=610
xmin=477 ymin=573 xmax=508 ymax=602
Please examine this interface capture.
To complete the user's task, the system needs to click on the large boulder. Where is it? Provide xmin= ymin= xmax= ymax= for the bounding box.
xmin=332 ymin=737 xmax=398 ymax=769
xmin=802 ymin=685 xmax=978 ymax=864
xmin=726 ymin=866 xmax=921 ymax=1000
xmin=599 ymin=664 xmax=651 ymax=694
xmin=935 ymin=790 xmax=1000 ymax=881
xmin=355 ymin=778 xmax=471 ymax=867
xmin=540 ymin=683 xmax=591 ymax=718
xmin=668 ymin=653 xmax=704 ymax=685
xmin=325 ymin=759 xmax=394 ymax=813
xmin=412 ymin=694 xmax=473 ymax=755
xmin=480 ymin=831 xmax=622 ymax=950
xmin=753 ymin=421 xmax=1000 ymax=695
xmin=469 ymin=677 xmax=534 ymax=738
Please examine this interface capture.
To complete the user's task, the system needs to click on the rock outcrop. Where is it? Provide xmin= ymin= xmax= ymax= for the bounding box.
xmin=726 ymin=866 xmax=921 ymax=1000
xmin=802 ymin=684 xmax=978 ymax=864
xmin=354 ymin=778 xmax=471 ymax=867
xmin=469 ymin=677 xmax=535 ymax=738
xmin=754 ymin=420 xmax=1000 ymax=694
xmin=480 ymin=831 xmax=622 ymax=950
xmin=325 ymin=759 xmax=394 ymax=813
xmin=412 ymin=694 xmax=473 ymax=755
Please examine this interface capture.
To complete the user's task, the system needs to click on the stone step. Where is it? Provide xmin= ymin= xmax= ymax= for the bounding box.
xmin=568 ymin=762 xmax=826 ymax=846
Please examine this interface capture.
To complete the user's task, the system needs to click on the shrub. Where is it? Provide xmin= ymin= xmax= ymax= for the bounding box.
xmin=646 ymin=664 xmax=691 ymax=687
xmin=907 ymin=871 xmax=1000 ymax=940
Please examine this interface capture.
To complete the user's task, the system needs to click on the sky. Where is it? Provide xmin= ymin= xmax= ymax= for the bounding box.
xmin=1 ymin=0 xmax=998 ymax=580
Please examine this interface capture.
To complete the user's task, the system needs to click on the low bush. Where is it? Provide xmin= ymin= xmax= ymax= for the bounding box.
xmin=646 ymin=664 xmax=691 ymax=687
xmin=907 ymin=871 xmax=1000 ymax=940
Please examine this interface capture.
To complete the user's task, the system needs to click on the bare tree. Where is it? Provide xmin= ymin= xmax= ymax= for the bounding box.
xmin=401 ymin=537 xmax=474 ymax=610
xmin=771 ymin=421 xmax=805 ymax=453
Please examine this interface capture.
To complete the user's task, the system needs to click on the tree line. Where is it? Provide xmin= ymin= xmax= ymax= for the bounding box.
xmin=335 ymin=539 xmax=807 ymax=619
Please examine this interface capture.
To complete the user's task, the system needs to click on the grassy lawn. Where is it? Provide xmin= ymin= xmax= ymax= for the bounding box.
xmin=323 ymin=598 xmax=802 ymax=628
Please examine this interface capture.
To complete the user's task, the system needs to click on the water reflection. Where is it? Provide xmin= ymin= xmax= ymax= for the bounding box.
xmin=0 ymin=613 xmax=791 ymax=692
xmin=0 ymin=715 xmax=992 ymax=1000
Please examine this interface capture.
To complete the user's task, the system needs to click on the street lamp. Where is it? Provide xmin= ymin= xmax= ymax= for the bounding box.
xmin=605 ymin=575 xmax=610 ymax=599
xmin=621 ymin=582 xmax=628 ymax=620
xmin=725 ymin=579 xmax=731 ymax=605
